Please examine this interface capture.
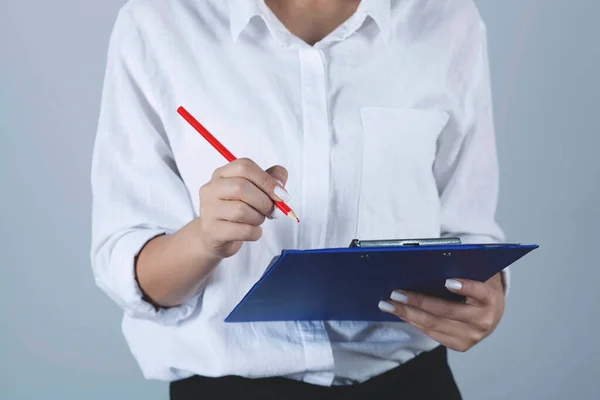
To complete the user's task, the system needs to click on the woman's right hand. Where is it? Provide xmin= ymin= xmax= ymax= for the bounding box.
xmin=195 ymin=158 xmax=290 ymax=260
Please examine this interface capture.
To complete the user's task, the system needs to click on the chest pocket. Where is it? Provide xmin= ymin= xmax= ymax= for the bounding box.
xmin=357 ymin=107 xmax=450 ymax=240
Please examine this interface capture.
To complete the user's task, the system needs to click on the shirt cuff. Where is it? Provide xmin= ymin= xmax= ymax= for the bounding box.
xmin=93 ymin=229 xmax=199 ymax=326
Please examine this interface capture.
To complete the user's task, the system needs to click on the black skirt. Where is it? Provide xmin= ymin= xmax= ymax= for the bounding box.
xmin=170 ymin=345 xmax=462 ymax=400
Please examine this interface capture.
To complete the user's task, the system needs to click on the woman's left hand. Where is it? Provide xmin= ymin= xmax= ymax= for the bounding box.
xmin=378 ymin=273 xmax=505 ymax=352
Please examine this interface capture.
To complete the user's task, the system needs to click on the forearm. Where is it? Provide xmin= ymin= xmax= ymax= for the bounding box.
xmin=135 ymin=220 xmax=221 ymax=308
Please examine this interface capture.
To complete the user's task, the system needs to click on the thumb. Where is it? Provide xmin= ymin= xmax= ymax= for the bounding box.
xmin=264 ymin=165 xmax=289 ymax=220
xmin=265 ymin=165 xmax=288 ymax=187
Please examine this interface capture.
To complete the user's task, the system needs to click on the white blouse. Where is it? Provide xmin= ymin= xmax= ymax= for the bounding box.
xmin=91 ymin=0 xmax=507 ymax=386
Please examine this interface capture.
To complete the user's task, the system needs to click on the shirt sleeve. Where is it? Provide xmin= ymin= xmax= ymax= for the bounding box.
xmin=433 ymin=22 xmax=510 ymax=295
xmin=90 ymin=8 xmax=199 ymax=325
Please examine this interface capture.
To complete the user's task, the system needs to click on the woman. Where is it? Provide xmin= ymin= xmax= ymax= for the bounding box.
xmin=91 ymin=0 xmax=508 ymax=398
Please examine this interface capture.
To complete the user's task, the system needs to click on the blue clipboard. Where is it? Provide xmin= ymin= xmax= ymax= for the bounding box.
xmin=225 ymin=240 xmax=538 ymax=322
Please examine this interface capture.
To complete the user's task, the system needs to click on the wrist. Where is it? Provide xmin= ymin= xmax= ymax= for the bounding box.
xmin=177 ymin=218 xmax=223 ymax=270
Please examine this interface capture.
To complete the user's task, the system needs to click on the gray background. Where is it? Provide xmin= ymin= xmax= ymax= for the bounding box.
xmin=1 ymin=0 xmax=598 ymax=399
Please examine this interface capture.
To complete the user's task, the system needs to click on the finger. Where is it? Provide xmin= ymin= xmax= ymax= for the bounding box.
xmin=390 ymin=290 xmax=479 ymax=323
xmin=212 ymin=177 xmax=274 ymax=216
xmin=214 ymin=158 xmax=291 ymax=203
xmin=379 ymin=301 xmax=464 ymax=338
xmin=445 ymin=278 xmax=495 ymax=306
xmin=267 ymin=177 xmax=286 ymax=220
xmin=389 ymin=291 xmax=498 ymax=334
xmin=214 ymin=200 xmax=266 ymax=226
xmin=211 ymin=220 xmax=263 ymax=243
xmin=264 ymin=165 xmax=288 ymax=220
xmin=269 ymin=204 xmax=285 ymax=220
xmin=380 ymin=302 xmax=482 ymax=352
xmin=265 ymin=165 xmax=289 ymax=187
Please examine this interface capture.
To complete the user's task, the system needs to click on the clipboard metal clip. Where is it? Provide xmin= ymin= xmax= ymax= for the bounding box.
xmin=349 ymin=237 xmax=462 ymax=248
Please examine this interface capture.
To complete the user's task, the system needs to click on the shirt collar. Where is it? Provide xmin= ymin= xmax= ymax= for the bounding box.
xmin=229 ymin=0 xmax=391 ymax=44
xmin=360 ymin=0 xmax=392 ymax=44
xmin=229 ymin=0 xmax=261 ymax=42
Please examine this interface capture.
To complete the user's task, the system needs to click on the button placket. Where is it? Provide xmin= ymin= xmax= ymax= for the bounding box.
xmin=296 ymin=47 xmax=334 ymax=381
xmin=298 ymin=47 xmax=331 ymax=251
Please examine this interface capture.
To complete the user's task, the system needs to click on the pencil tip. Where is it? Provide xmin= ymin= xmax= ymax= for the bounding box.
xmin=287 ymin=211 xmax=299 ymax=223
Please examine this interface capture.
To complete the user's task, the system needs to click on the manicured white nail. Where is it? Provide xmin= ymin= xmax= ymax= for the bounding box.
xmin=390 ymin=291 xmax=408 ymax=303
xmin=445 ymin=279 xmax=463 ymax=290
xmin=274 ymin=185 xmax=291 ymax=202
xmin=269 ymin=205 xmax=284 ymax=220
xmin=378 ymin=300 xmax=395 ymax=313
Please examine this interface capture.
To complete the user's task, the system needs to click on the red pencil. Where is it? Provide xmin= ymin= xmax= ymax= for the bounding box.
xmin=177 ymin=106 xmax=299 ymax=223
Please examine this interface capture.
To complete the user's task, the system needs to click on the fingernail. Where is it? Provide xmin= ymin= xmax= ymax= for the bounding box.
xmin=269 ymin=205 xmax=284 ymax=220
xmin=378 ymin=300 xmax=395 ymax=313
xmin=274 ymin=185 xmax=291 ymax=202
xmin=390 ymin=291 xmax=408 ymax=303
xmin=445 ymin=279 xmax=463 ymax=290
